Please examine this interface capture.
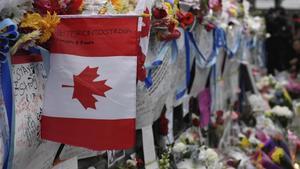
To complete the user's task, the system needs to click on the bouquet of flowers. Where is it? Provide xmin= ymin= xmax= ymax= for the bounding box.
xmin=265 ymin=106 xmax=293 ymax=128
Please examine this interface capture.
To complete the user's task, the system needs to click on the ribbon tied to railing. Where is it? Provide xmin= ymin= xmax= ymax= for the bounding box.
xmin=188 ymin=27 xmax=227 ymax=69
xmin=0 ymin=18 xmax=19 ymax=169
xmin=144 ymin=40 xmax=178 ymax=88
xmin=226 ymin=28 xmax=242 ymax=58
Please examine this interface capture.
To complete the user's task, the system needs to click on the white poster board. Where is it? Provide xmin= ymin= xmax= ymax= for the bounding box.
xmin=11 ymin=54 xmax=60 ymax=169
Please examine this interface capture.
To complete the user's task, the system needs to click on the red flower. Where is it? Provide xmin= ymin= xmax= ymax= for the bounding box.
xmin=67 ymin=0 xmax=83 ymax=14
xmin=216 ymin=110 xmax=223 ymax=117
xmin=136 ymin=158 xmax=144 ymax=168
xmin=192 ymin=118 xmax=200 ymax=127
xmin=177 ymin=11 xmax=195 ymax=29
xmin=34 ymin=0 xmax=61 ymax=14
xmin=137 ymin=46 xmax=146 ymax=81
xmin=168 ymin=21 xmax=176 ymax=33
xmin=245 ymin=130 xmax=252 ymax=138
xmin=152 ymin=8 xmax=168 ymax=19
xmin=205 ymin=23 xmax=215 ymax=32
xmin=159 ymin=112 xmax=169 ymax=136
xmin=158 ymin=29 xmax=181 ymax=41
xmin=198 ymin=16 xmax=204 ymax=24
xmin=182 ymin=12 xmax=194 ymax=26
xmin=216 ymin=117 xmax=224 ymax=125
xmin=176 ymin=11 xmax=184 ymax=19
xmin=140 ymin=8 xmax=151 ymax=38
xmin=34 ymin=0 xmax=83 ymax=14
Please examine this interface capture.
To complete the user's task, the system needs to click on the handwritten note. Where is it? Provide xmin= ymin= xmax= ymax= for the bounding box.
xmin=136 ymin=38 xmax=175 ymax=128
xmin=11 ymin=55 xmax=59 ymax=169
xmin=146 ymin=42 xmax=172 ymax=100
xmin=136 ymin=82 xmax=154 ymax=129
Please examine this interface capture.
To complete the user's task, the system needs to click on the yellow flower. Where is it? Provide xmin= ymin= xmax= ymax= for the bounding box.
xmin=271 ymin=147 xmax=284 ymax=163
xmin=20 ymin=12 xmax=60 ymax=43
xmin=164 ymin=2 xmax=173 ymax=15
xmin=265 ymin=111 xmax=272 ymax=117
xmin=257 ymin=152 xmax=263 ymax=162
xmin=39 ymin=12 xmax=60 ymax=43
xmin=240 ymin=137 xmax=251 ymax=148
xmin=111 ymin=0 xmax=123 ymax=13
xmin=20 ymin=13 xmax=42 ymax=30
xmin=11 ymin=30 xmax=41 ymax=55
xmin=282 ymin=88 xmax=292 ymax=105
xmin=258 ymin=143 xmax=264 ymax=149
xmin=228 ymin=7 xmax=238 ymax=17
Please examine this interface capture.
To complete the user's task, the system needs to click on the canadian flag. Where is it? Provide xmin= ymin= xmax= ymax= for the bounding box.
xmin=41 ymin=16 xmax=139 ymax=150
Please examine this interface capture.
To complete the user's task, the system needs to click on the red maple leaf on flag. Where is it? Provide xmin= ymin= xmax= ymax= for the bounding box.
xmin=62 ymin=66 xmax=112 ymax=109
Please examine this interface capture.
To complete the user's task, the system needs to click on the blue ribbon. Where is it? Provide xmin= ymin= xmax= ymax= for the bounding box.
xmin=189 ymin=27 xmax=226 ymax=68
xmin=175 ymin=28 xmax=227 ymax=100
xmin=226 ymin=29 xmax=242 ymax=58
xmin=144 ymin=40 xmax=178 ymax=88
xmin=247 ymin=36 xmax=257 ymax=49
xmin=0 ymin=18 xmax=19 ymax=169
xmin=175 ymin=31 xmax=191 ymax=100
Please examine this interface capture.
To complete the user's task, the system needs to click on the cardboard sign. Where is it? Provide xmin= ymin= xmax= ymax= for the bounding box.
xmin=136 ymin=82 xmax=154 ymax=129
xmin=11 ymin=54 xmax=61 ymax=169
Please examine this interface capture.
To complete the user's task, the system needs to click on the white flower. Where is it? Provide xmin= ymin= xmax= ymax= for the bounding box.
xmin=205 ymin=148 xmax=218 ymax=162
xmin=275 ymin=83 xmax=283 ymax=90
xmin=270 ymin=106 xmax=293 ymax=118
xmin=0 ymin=0 xmax=33 ymax=22
xmin=249 ymin=94 xmax=267 ymax=111
xmin=177 ymin=159 xmax=193 ymax=169
xmin=256 ymin=82 xmax=264 ymax=90
xmin=185 ymin=133 xmax=195 ymax=143
xmin=173 ymin=142 xmax=187 ymax=153
xmin=249 ymin=134 xmax=261 ymax=145
xmin=198 ymin=146 xmax=219 ymax=165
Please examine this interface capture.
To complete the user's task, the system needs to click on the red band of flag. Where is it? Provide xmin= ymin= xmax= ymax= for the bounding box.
xmin=12 ymin=54 xmax=43 ymax=64
xmin=41 ymin=115 xmax=135 ymax=150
